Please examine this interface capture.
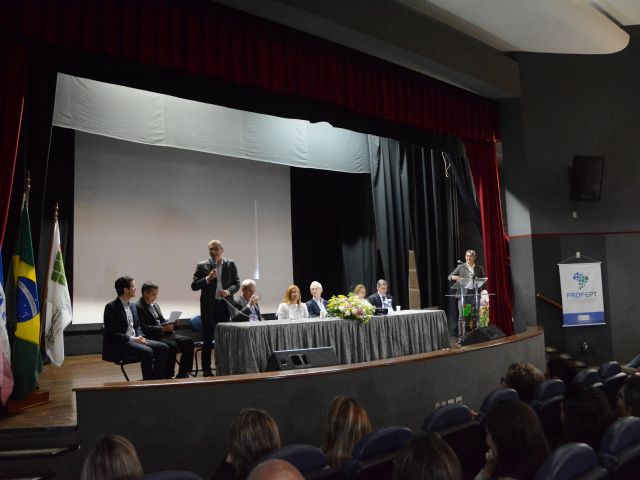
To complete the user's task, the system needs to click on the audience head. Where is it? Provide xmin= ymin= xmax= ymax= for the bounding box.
xmin=562 ymin=383 xmax=615 ymax=450
xmin=322 ymin=396 xmax=372 ymax=470
xmin=248 ymin=459 xmax=304 ymax=480
xmin=484 ymin=400 xmax=549 ymax=480
xmin=81 ymin=435 xmax=143 ymax=480
xmin=208 ymin=239 xmax=224 ymax=260
xmin=546 ymin=357 xmax=577 ymax=385
xmin=227 ymin=408 xmax=281 ymax=478
xmin=310 ymin=281 xmax=323 ymax=300
xmin=376 ymin=279 xmax=388 ymax=295
xmin=283 ymin=285 xmax=302 ymax=304
xmin=141 ymin=281 xmax=159 ymax=304
xmin=464 ymin=250 xmax=476 ymax=265
xmin=115 ymin=276 xmax=136 ymax=298
xmin=352 ymin=284 xmax=367 ymax=299
xmin=617 ymin=373 xmax=640 ymax=417
xmin=392 ymin=432 xmax=462 ymax=480
xmin=241 ymin=279 xmax=257 ymax=301
xmin=503 ymin=362 xmax=545 ymax=403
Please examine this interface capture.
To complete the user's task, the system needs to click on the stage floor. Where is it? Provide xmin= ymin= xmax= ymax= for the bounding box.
xmin=1 ymin=353 xmax=199 ymax=431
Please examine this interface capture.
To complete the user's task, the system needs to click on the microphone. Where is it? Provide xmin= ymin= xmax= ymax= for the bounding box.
xmin=456 ymin=260 xmax=463 ymax=264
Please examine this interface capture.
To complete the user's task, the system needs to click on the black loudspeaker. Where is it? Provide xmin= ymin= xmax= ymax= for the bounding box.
xmin=266 ymin=347 xmax=339 ymax=371
xmin=570 ymin=156 xmax=604 ymax=201
xmin=461 ymin=325 xmax=506 ymax=346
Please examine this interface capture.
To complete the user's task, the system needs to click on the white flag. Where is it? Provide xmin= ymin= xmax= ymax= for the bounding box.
xmin=44 ymin=220 xmax=73 ymax=367
xmin=0 ymin=260 xmax=14 ymax=405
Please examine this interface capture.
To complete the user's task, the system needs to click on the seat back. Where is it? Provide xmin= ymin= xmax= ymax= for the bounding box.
xmin=261 ymin=444 xmax=328 ymax=473
xmin=477 ymin=388 xmax=519 ymax=429
xmin=599 ymin=361 xmax=622 ymax=379
xmin=598 ymin=416 xmax=640 ymax=480
xmin=189 ymin=315 xmax=203 ymax=333
xmin=343 ymin=426 xmax=413 ymax=480
xmin=573 ymin=368 xmax=604 ymax=389
xmin=535 ymin=443 xmax=609 ymax=480
xmin=422 ymin=405 xmax=485 ymax=480
xmin=531 ymin=379 xmax=566 ymax=448
xmin=143 ymin=470 xmax=202 ymax=479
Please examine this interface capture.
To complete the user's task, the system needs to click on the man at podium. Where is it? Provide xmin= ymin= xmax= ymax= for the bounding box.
xmin=448 ymin=250 xmax=486 ymax=337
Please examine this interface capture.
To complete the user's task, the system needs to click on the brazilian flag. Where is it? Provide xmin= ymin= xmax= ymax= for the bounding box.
xmin=6 ymin=201 xmax=42 ymax=399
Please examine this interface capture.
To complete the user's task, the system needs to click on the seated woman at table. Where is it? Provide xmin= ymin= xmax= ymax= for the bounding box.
xmin=276 ymin=284 xmax=309 ymax=320
xmin=352 ymin=284 xmax=367 ymax=300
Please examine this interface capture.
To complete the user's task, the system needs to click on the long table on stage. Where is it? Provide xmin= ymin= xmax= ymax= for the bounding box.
xmin=214 ymin=309 xmax=449 ymax=376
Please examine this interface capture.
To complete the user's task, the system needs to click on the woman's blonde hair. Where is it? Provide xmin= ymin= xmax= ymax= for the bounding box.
xmin=228 ymin=408 xmax=281 ymax=477
xmin=322 ymin=397 xmax=372 ymax=470
xmin=81 ymin=435 xmax=143 ymax=480
xmin=282 ymin=284 xmax=302 ymax=304
xmin=352 ymin=284 xmax=367 ymax=297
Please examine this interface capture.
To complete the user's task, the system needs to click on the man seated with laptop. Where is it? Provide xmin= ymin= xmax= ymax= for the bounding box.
xmin=136 ymin=281 xmax=194 ymax=378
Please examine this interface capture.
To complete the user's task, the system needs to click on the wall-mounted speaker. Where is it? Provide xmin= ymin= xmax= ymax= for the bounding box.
xmin=266 ymin=346 xmax=339 ymax=371
xmin=570 ymin=156 xmax=604 ymax=201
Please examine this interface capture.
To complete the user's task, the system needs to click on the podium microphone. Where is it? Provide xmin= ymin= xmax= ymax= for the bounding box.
xmin=456 ymin=260 xmax=463 ymax=264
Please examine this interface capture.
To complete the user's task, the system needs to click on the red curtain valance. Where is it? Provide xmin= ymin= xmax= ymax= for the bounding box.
xmin=0 ymin=0 xmax=500 ymax=143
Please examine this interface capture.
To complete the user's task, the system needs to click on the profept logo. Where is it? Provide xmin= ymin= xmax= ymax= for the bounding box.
xmin=572 ymin=272 xmax=589 ymax=290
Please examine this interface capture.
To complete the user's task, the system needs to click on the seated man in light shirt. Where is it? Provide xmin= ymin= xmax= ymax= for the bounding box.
xmin=232 ymin=279 xmax=263 ymax=322
xmin=305 ymin=280 xmax=328 ymax=318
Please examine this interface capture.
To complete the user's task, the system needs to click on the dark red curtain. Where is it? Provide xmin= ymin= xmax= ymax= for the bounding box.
xmin=0 ymin=36 xmax=27 ymax=247
xmin=464 ymin=138 xmax=514 ymax=335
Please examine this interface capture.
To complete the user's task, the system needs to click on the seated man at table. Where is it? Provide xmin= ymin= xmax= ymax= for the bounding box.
xmin=305 ymin=280 xmax=328 ymax=318
xmin=231 ymin=279 xmax=263 ymax=322
xmin=103 ymin=276 xmax=169 ymax=380
xmin=368 ymin=279 xmax=396 ymax=310
xmin=136 ymin=281 xmax=194 ymax=378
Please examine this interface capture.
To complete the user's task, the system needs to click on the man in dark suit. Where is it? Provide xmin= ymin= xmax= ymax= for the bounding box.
xmin=231 ymin=279 xmax=263 ymax=322
xmin=368 ymin=279 xmax=396 ymax=310
xmin=305 ymin=280 xmax=328 ymax=318
xmin=191 ymin=239 xmax=240 ymax=376
xmin=136 ymin=281 xmax=194 ymax=378
xmin=103 ymin=276 xmax=169 ymax=380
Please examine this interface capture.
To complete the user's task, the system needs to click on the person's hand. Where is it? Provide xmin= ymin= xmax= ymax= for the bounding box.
xmin=133 ymin=336 xmax=146 ymax=345
xmin=481 ymin=448 xmax=497 ymax=478
xmin=451 ymin=274 xmax=461 ymax=281
xmin=161 ymin=323 xmax=174 ymax=332
xmin=206 ymin=269 xmax=217 ymax=283
xmin=220 ymin=289 xmax=230 ymax=297
xmin=249 ymin=295 xmax=258 ymax=305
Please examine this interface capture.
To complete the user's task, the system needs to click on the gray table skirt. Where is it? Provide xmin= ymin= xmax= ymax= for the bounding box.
xmin=214 ymin=309 xmax=450 ymax=375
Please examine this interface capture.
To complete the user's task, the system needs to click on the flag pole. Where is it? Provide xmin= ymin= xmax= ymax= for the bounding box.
xmin=24 ymin=171 xmax=30 ymax=209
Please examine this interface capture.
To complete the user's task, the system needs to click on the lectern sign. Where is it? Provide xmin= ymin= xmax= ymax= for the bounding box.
xmin=558 ymin=262 xmax=605 ymax=327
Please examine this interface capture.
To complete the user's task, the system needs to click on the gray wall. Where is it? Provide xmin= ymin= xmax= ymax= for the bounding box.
xmin=502 ymin=25 xmax=640 ymax=364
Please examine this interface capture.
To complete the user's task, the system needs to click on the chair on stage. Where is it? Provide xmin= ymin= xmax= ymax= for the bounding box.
xmin=422 ymin=404 xmax=485 ymax=480
xmin=101 ymin=325 xmax=140 ymax=382
xmin=342 ymin=426 xmax=413 ymax=480
xmin=189 ymin=315 xmax=214 ymax=376
xmin=598 ymin=361 xmax=627 ymax=408
xmin=260 ymin=444 xmax=339 ymax=479
xmin=598 ymin=416 xmax=640 ymax=479
xmin=535 ymin=443 xmax=608 ymax=480
xmin=530 ymin=378 xmax=566 ymax=449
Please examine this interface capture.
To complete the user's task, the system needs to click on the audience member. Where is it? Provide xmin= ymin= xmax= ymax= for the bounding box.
xmin=232 ymin=279 xmax=263 ymax=322
xmin=103 ymin=276 xmax=169 ymax=380
xmin=136 ymin=281 xmax=194 ymax=378
xmin=305 ymin=281 xmax=328 ymax=318
xmin=545 ymin=357 xmax=577 ymax=386
xmin=562 ymin=383 xmax=615 ymax=450
xmin=81 ymin=435 xmax=144 ymax=480
xmin=617 ymin=374 xmax=640 ymax=417
xmin=212 ymin=408 xmax=281 ymax=480
xmin=322 ymin=396 xmax=372 ymax=470
xmin=368 ymin=279 xmax=396 ymax=309
xmin=247 ymin=460 xmax=304 ymax=480
xmin=393 ymin=432 xmax=462 ymax=480
xmin=276 ymin=285 xmax=308 ymax=320
xmin=352 ymin=284 xmax=367 ymax=300
xmin=476 ymin=399 xmax=549 ymax=480
xmin=502 ymin=362 xmax=545 ymax=403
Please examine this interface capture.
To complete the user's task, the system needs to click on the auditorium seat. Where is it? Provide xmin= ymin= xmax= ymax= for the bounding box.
xmin=598 ymin=416 xmax=640 ymax=480
xmin=535 ymin=443 xmax=609 ymax=480
xmin=261 ymin=444 xmax=339 ymax=479
xmin=422 ymin=404 xmax=485 ymax=480
xmin=573 ymin=368 xmax=604 ymax=389
xmin=189 ymin=315 xmax=213 ymax=376
xmin=530 ymin=378 xmax=566 ymax=449
xmin=143 ymin=470 xmax=203 ymax=479
xmin=598 ymin=361 xmax=627 ymax=408
xmin=342 ymin=426 xmax=413 ymax=480
xmin=476 ymin=387 xmax=518 ymax=428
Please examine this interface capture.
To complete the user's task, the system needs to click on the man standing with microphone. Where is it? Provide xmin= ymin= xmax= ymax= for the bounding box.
xmin=191 ymin=239 xmax=240 ymax=376
xmin=448 ymin=250 xmax=486 ymax=338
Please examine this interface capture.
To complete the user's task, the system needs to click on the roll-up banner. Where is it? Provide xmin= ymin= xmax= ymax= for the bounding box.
xmin=558 ymin=262 xmax=605 ymax=327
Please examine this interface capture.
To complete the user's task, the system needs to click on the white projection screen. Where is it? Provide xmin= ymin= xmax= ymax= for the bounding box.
xmin=73 ymin=132 xmax=293 ymax=324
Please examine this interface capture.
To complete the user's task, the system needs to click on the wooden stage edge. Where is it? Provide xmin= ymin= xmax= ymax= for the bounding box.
xmin=0 ymin=325 xmax=543 ymax=431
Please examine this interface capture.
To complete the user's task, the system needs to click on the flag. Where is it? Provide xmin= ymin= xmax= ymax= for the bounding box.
xmin=7 ymin=200 xmax=42 ymax=399
xmin=44 ymin=218 xmax=72 ymax=367
xmin=0 ymin=251 xmax=14 ymax=405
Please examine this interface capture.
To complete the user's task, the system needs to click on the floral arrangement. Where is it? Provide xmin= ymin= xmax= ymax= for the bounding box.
xmin=478 ymin=305 xmax=490 ymax=328
xmin=326 ymin=294 xmax=376 ymax=324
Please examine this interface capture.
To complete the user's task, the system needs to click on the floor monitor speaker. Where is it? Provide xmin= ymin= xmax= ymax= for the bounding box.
xmin=266 ymin=347 xmax=338 ymax=371
xmin=462 ymin=325 xmax=506 ymax=346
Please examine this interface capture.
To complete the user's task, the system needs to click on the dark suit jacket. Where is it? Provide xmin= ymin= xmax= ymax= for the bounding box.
xmin=231 ymin=295 xmax=263 ymax=322
xmin=368 ymin=292 xmax=396 ymax=309
xmin=191 ymin=257 xmax=240 ymax=322
xmin=103 ymin=297 xmax=143 ymax=360
xmin=136 ymin=299 xmax=170 ymax=340
xmin=305 ymin=298 xmax=328 ymax=317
